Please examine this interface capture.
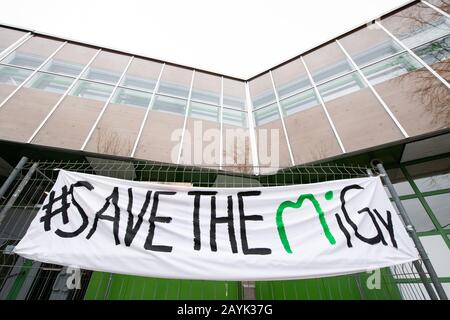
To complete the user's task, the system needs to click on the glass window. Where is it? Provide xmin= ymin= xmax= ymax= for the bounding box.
xmin=0 ymin=72 xmax=73 ymax=143
xmin=223 ymin=108 xmax=247 ymax=127
xmin=84 ymin=89 xmax=150 ymax=157
xmin=191 ymin=72 xmax=220 ymax=105
xmin=425 ymin=0 xmax=450 ymax=14
xmin=254 ymin=103 xmax=279 ymax=126
xmin=283 ymin=88 xmax=342 ymax=164
xmin=382 ymin=3 xmax=450 ymax=49
xmin=249 ymin=73 xmax=276 ymax=108
xmin=0 ymin=65 xmax=33 ymax=101
xmin=362 ymin=52 xmax=450 ymax=136
xmin=425 ymin=194 xmax=450 ymax=229
xmin=338 ymin=26 xmax=404 ymax=68
xmin=81 ymin=51 xmax=129 ymax=84
xmin=2 ymin=36 xmax=63 ymax=69
xmin=134 ymin=94 xmax=186 ymax=165
xmin=41 ymin=44 xmax=97 ymax=77
xmin=188 ymin=101 xmax=220 ymax=122
xmin=31 ymin=81 xmax=114 ymax=149
xmin=401 ymin=198 xmax=436 ymax=232
xmin=24 ymin=72 xmax=73 ymax=94
xmin=319 ymin=72 xmax=403 ymax=152
xmin=303 ymin=42 xmax=354 ymax=84
xmin=412 ymin=34 xmax=450 ymax=82
xmin=272 ymin=58 xmax=311 ymax=99
xmin=69 ymin=80 xmax=114 ymax=102
xmin=152 ymin=94 xmax=187 ymax=116
xmin=385 ymin=168 xmax=415 ymax=196
xmin=119 ymin=58 xmax=162 ymax=92
xmin=254 ymin=103 xmax=292 ymax=172
xmin=111 ymin=87 xmax=152 ymax=108
xmin=182 ymin=103 xmax=221 ymax=167
xmin=280 ymin=88 xmax=320 ymax=116
xmin=157 ymin=65 xmax=192 ymax=99
xmin=222 ymin=109 xmax=252 ymax=173
xmin=223 ymin=78 xmax=246 ymax=110
xmin=0 ymin=27 xmax=27 ymax=53
xmin=407 ymin=157 xmax=450 ymax=192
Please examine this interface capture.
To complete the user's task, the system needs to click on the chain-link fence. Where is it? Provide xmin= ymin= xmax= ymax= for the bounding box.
xmin=0 ymin=157 xmax=440 ymax=300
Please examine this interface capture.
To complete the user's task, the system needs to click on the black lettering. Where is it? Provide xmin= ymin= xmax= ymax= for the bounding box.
xmin=373 ymin=209 xmax=398 ymax=248
xmin=124 ymin=188 xmax=152 ymax=246
xmin=86 ymin=187 xmax=121 ymax=245
xmin=188 ymin=191 xmax=217 ymax=251
xmin=238 ymin=191 xmax=271 ymax=255
xmin=144 ymin=191 xmax=176 ymax=252
xmin=210 ymin=195 xmax=238 ymax=253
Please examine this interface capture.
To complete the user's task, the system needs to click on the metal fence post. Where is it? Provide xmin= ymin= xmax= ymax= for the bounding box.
xmin=241 ymin=281 xmax=256 ymax=300
xmin=374 ymin=160 xmax=448 ymax=300
xmin=0 ymin=162 xmax=38 ymax=226
xmin=0 ymin=156 xmax=28 ymax=201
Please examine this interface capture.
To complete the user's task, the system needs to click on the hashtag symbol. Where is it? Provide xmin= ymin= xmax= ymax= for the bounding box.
xmin=39 ymin=181 xmax=94 ymax=237
xmin=41 ymin=185 xmax=71 ymax=231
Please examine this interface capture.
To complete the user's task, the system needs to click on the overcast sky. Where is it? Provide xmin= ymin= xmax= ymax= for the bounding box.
xmin=0 ymin=0 xmax=411 ymax=79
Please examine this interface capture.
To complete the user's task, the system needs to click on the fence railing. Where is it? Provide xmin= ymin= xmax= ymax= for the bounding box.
xmin=0 ymin=157 xmax=444 ymax=300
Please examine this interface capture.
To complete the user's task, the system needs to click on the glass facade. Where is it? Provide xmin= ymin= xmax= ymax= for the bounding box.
xmin=0 ymin=1 xmax=448 ymax=173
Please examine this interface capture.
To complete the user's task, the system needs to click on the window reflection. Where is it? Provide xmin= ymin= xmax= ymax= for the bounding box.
xmin=223 ymin=78 xmax=246 ymax=110
xmin=120 ymin=58 xmax=162 ymax=92
xmin=69 ymin=80 xmax=114 ymax=102
xmin=152 ymin=94 xmax=187 ymax=115
xmin=0 ymin=65 xmax=32 ymax=87
xmin=24 ymin=72 xmax=73 ymax=94
xmin=425 ymin=194 xmax=450 ymax=229
xmin=400 ymin=198 xmax=436 ymax=232
xmin=41 ymin=44 xmax=97 ymax=77
xmin=272 ymin=58 xmax=311 ymax=99
xmin=254 ymin=103 xmax=279 ymax=126
xmin=81 ymin=51 xmax=129 ymax=85
xmin=112 ymin=88 xmax=152 ymax=108
xmin=249 ymin=73 xmax=276 ymax=108
xmin=318 ymin=72 xmax=366 ymax=102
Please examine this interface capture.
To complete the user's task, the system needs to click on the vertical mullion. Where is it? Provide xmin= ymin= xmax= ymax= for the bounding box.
xmin=177 ymin=70 xmax=195 ymax=164
xmin=245 ymin=82 xmax=260 ymax=175
xmin=0 ymin=32 xmax=33 ymax=62
xmin=80 ymin=55 xmax=134 ymax=150
xmin=335 ymin=39 xmax=409 ymax=138
xmin=269 ymin=70 xmax=295 ymax=166
xmin=27 ymin=49 xmax=102 ymax=143
xmin=375 ymin=20 xmax=450 ymax=90
xmin=219 ymin=76 xmax=224 ymax=170
xmin=130 ymin=63 xmax=165 ymax=157
xmin=0 ymin=41 xmax=67 ymax=109
xmin=300 ymin=56 xmax=346 ymax=153
xmin=421 ymin=0 xmax=450 ymax=18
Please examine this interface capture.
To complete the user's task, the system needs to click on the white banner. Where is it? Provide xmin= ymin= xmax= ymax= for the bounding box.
xmin=14 ymin=170 xmax=419 ymax=280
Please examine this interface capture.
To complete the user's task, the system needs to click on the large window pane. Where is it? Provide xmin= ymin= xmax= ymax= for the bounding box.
xmin=119 ymin=58 xmax=162 ymax=92
xmin=84 ymin=88 xmax=151 ymax=157
xmin=254 ymin=104 xmax=291 ymax=172
xmin=249 ymin=73 xmax=276 ymax=108
xmin=134 ymin=98 xmax=187 ymax=163
xmin=412 ymin=34 xmax=450 ymax=82
xmin=0 ymin=72 xmax=73 ymax=142
xmin=32 ymin=80 xmax=114 ymax=149
xmin=303 ymin=42 xmax=354 ymax=84
xmin=382 ymin=2 xmax=450 ymax=49
xmin=425 ymin=194 xmax=450 ymax=229
xmin=0 ymin=65 xmax=32 ymax=101
xmin=400 ymin=198 xmax=436 ymax=232
xmin=223 ymin=78 xmax=246 ymax=110
xmin=191 ymin=72 xmax=220 ymax=105
xmin=425 ymin=0 xmax=450 ymax=14
xmin=0 ymin=27 xmax=27 ymax=53
xmin=282 ymin=89 xmax=342 ymax=164
xmin=181 ymin=102 xmax=220 ymax=167
xmin=272 ymin=58 xmax=311 ymax=99
xmin=81 ymin=50 xmax=129 ymax=84
xmin=319 ymin=72 xmax=403 ymax=152
xmin=2 ymin=36 xmax=63 ymax=69
xmin=339 ymin=26 xmax=404 ymax=68
xmin=157 ymin=65 xmax=192 ymax=99
xmin=385 ymin=168 xmax=415 ymax=197
xmin=362 ymin=52 xmax=450 ymax=136
xmin=222 ymin=109 xmax=252 ymax=173
xmin=41 ymin=43 xmax=97 ymax=77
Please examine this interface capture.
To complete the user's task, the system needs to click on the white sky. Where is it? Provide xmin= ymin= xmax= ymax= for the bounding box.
xmin=0 ymin=0 xmax=411 ymax=79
